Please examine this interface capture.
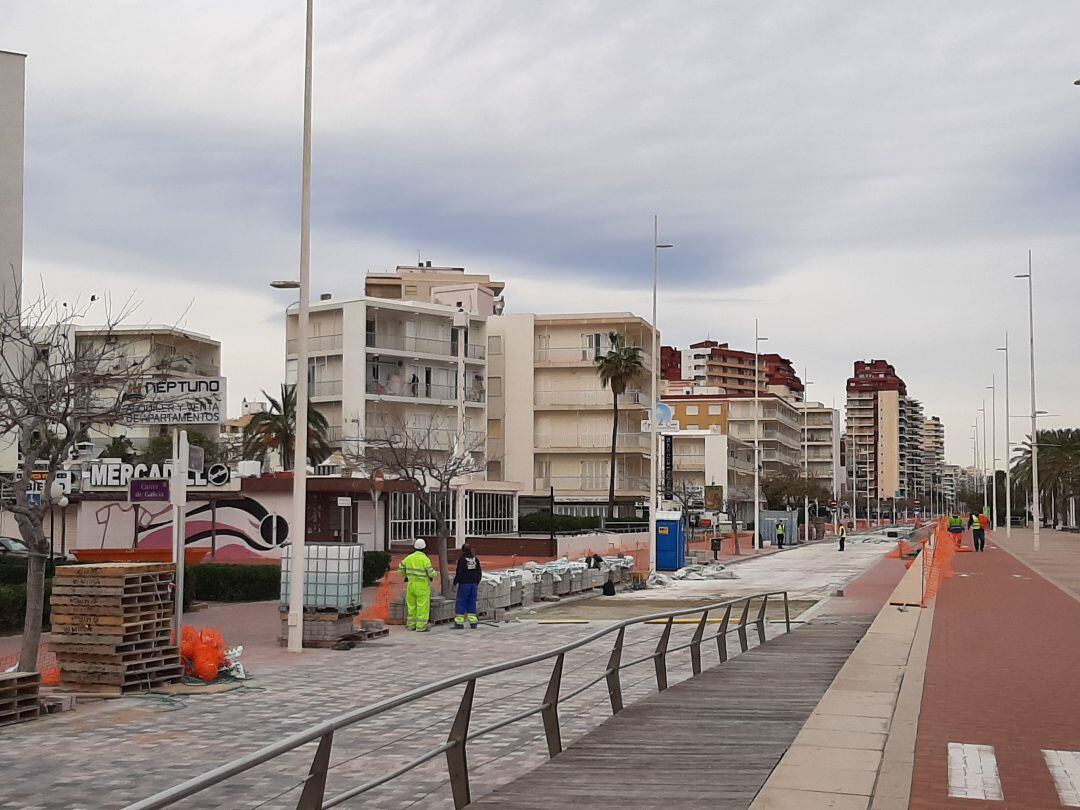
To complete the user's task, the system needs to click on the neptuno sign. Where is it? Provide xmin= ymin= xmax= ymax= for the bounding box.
xmin=120 ymin=377 xmax=226 ymax=425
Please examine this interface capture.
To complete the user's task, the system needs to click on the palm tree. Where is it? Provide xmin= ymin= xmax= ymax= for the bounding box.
xmin=595 ymin=331 xmax=645 ymax=520
xmin=242 ymin=383 xmax=331 ymax=470
xmin=1011 ymin=428 xmax=1080 ymax=525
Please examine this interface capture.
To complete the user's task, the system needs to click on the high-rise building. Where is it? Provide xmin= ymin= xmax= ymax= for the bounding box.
xmin=846 ymin=359 xmax=906 ymax=501
xmin=797 ymin=401 xmax=843 ymax=497
xmin=660 ymin=341 xmax=803 ymax=400
xmin=0 ymin=51 xmax=25 ymax=473
xmin=486 ymin=312 xmax=654 ymax=516
xmin=903 ymin=397 xmax=925 ymax=499
xmin=923 ymin=415 xmax=946 ymax=503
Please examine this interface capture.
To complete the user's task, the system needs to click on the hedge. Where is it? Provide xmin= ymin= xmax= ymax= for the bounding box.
xmin=0 ymin=580 xmax=51 ymax=633
xmin=183 ymin=553 xmax=392 ymax=604
xmin=0 ymin=557 xmax=69 ymax=586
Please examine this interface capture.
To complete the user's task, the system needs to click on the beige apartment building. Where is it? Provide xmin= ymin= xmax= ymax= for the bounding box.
xmin=0 ymin=51 xmax=25 ymax=472
xmin=486 ymin=312 xmax=654 ymax=516
xmin=797 ymin=401 xmax=843 ymax=496
xmin=365 ymin=262 xmax=505 ymax=316
xmin=79 ymin=325 xmax=224 ymax=450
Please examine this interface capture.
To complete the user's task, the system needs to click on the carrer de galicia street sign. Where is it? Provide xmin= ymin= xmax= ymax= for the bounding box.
xmin=129 ymin=478 xmax=170 ymax=503
xmin=120 ymin=377 xmax=226 ymax=425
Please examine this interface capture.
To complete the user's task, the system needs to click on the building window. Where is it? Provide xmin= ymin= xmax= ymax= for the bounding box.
xmin=686 ymin=405 xmax=699 ymax=416
xmin=489 ymin=377 xmax=503 ymax=397
xmin=488 ymin=335 xmax=502 ymax=355
xmin=708 ymin=404 xmax=722 ymax=415
xmin=686 ymin=424 xmax=699 ymax=430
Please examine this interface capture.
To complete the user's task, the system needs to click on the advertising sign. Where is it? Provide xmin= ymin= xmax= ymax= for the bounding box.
xmin=120 ymin=377 xmax=226 ymax=425
xmin=663 ymin=434 xmax=673 ymax=498
xmin=85 ymin=461 xmax=236 ymax=492
xmin=129 ymin=478 xmax=170 ymax=503
xmin=704 ymin=485 xmax=724 ymax=511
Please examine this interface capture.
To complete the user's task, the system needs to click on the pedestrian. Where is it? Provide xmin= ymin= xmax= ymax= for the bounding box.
xmin=969 ymin=512 xmax=986 ymax=552
xmin=398 ymin=539 xmax=436 ymax=632
xmin=947 ymin=513 xmax=964 ymax=546
xmin=775 ymin=520 xmax=786 ymax=548
xmin=838 ymin=522 xmax=847 ymax=552
xmin=586 ymin=551 xmax=604 ymax=569
xmin=974 ymin=511 xmax=990 ymax=552
xmin=452 ymin=544 xmax=482 ymax=629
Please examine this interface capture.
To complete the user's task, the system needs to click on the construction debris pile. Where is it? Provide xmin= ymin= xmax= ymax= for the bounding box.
xmin=648 ymin=562 xmax=738 ymax=588
xmin=49 ymin=563 xmax=182 ymax=695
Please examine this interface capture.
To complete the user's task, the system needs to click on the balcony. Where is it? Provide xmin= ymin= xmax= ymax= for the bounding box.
xmin=287 ymin=334 xmax=343 ymax=355
xmin=535 ymin=432 xmax=650 ymax=451
xmin=366 ymin=378 xmax=456 ymax=402
xmin=466 ymin=344 xmax=486 ymax=361
xmin=533 ymin=474 xmax=648 ymax=495
xmin=465 ymin=386 xmax=486 ymax=405
xmin=364 ymin=423 xmax=484 ymax=452
xmin=672 ymin=454 xmax=705 ymax=471
xmin=534 ymin=346 xmax=653 ymax=369
xmin=310 ymin=379 xmax=343 ymax=398
xmin=534 ymin=390 xmax=647 ymax=409
xmin=366 ymin=331 xmax=454 ymax=358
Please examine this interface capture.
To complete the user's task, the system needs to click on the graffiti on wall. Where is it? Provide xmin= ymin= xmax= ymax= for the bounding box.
xmin=89 ymin=496 xmax=291 ymax=562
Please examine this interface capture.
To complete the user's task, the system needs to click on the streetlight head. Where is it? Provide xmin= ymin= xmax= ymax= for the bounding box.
xmin=271 ymin=280 xmax=301 ymax=289
xmin=1075 ymin=78 xmax=1080 ymax=85
xmin=1014 ymin=273 xmax=1030 ymax=279
xmin=996 ymin=346 xmax=1006 ymax=352
xmin=656 ymin=243 xmax=674 ymax=249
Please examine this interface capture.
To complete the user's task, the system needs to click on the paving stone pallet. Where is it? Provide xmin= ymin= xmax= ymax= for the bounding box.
xmin=0 ymin=671 xmax=40 ymax=727
xmin=51 ymin=563 xmax=182 ymax=694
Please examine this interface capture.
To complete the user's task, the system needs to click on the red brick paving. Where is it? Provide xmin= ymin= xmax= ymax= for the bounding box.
xmin=910 ymin=532 xmax=1080 ymax=809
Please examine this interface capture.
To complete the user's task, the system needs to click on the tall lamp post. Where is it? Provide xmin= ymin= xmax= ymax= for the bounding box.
xmin=802 ymin=371 xmax=814 ymax=544
xmin=987 ymin=376 xmax=997 ymax=530
xmin=648 ymin=215 xmax=673 ymax=573
xmin=997 ymin=335 xmax=1011 ymax=537
xmin=753 ymin=321 xmax=768 ymax=549
xmin=1016 ymin=253 xmax=1040 ymax=551
xmin=978 ymin=403 xmax=988 ymax=516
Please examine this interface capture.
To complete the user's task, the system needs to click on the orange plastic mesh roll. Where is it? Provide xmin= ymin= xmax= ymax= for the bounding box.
xmin=180 ymin=626 xmax=227 ymax=682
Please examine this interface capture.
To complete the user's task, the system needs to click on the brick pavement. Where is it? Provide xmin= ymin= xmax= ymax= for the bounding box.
xmin=910 ymin=528 xmax=1080 ymax=809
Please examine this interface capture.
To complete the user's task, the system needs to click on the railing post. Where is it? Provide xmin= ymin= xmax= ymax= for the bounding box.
xmin=541 ymin=654 xmax=564 ymax=758
xmin=716 ymin=604 xmax=732 ymax=662
xmin=783 ymin=592 xmax=791 ymax=633
xmin=606 ymin=627 xmax=625 ymax=714
xmin=690 ymin=610 xmax=709 ymax=676
xmin=654 ymin=617 xmax=673 ymax=691
xmin=446 ymin=679 xmax=476 ymax=809
xmin=756 ymin=594 xmax=769 ymax=645
xmin=295 ymin=732 xmax=333 ymax=810
xmin=737 ymin=598 xmax=751 ymax=652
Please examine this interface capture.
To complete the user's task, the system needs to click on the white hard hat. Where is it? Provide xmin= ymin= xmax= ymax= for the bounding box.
xmin=414 ymin=539 xmax=427 ymax=550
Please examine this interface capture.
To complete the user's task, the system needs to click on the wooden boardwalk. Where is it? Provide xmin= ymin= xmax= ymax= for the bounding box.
xmin=470 ymin=618 xmax=871 ymax=809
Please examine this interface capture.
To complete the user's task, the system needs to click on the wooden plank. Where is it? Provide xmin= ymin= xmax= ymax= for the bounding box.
xmin=471 ymin=620 xmax=871 ymax=809
xmin=54 ymin=562 xmax=175 ymax=577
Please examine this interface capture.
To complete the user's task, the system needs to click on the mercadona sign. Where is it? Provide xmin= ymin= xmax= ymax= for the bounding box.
xmin=120 ymin=377 xmax=226 ymax=425
xmin=84 ymin=461 xmax=236 ymax=491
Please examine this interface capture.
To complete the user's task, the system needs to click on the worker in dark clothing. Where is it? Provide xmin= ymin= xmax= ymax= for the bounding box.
xmin=970 ymin=512 xmax=987 ymax=552
xmin=452 ymin=544 xmax=482 ymax=629
xmin=586 ymin=552 xmax=604 ymax=569
xmin=775 ymin=520 xmax=786 ymax=548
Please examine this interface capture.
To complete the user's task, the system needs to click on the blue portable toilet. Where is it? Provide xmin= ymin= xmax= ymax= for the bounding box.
xmin=655 ymin=510 xmax=686 ymax=571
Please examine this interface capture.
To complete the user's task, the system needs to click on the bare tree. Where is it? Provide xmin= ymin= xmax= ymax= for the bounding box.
xmin=347 ymin=414 xmax=486 ymax=597
xmin=0 ymin=282 xmax=155 ymax=671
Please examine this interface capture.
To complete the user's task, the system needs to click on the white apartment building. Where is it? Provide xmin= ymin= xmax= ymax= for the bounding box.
xmin=725 ymin=395 xmax=802 ymax=475
xmin=78 ymin=325 xmax=223 ymax=450
xmin=365 ymin=262 xmax=505 ymax=316
xmin=662 ymin=429 xmax=756 ymax=522
xmin=902 ymin=397 xmax=925 ymax=500
xmin=0 ymin=51 xmax=25 ymax=472
xmin=923 ymin=415 xmax=946 ymax=499
xmin=941 ymin=464 xmax=959 ymax=510
xmin=797 ymin=401 xmax=842 ymax=496
xmin=486 ymin=312 xmax=654 ymax=517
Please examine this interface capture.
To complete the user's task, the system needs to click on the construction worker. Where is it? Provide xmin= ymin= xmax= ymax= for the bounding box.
xmin=399 ymin=539 xmax=436 ymax=631
xmin=838 ymin=522 xmax=847 ymax=552
xmin=947 ymin=513 xmax=964 ymax=547
xmin=775 ymin=520 xmax=786 ymax=548
xmin=452 ymin=544 xmax=483 ymax=630
xmin=970 ymin=511 xmax=988 ymax=552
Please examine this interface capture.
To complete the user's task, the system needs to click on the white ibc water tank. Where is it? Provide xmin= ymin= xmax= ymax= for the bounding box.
xmin=237 ymin=460 xmax=262 ymax=478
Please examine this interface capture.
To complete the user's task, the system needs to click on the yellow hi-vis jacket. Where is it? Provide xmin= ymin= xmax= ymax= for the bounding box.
xmin=399 ymin=550 xmax=436 ymax=584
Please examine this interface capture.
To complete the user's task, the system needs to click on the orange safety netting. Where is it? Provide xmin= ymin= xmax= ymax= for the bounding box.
xmin=921 ymin=517 xmax=957 ymax=604
xmin=358 ymin=574 xmax=395 ymax=623
xmin=0 ymin=647 xmax=60 ymax=685
xmin=181 ymin=626 xmax=227 ymax=682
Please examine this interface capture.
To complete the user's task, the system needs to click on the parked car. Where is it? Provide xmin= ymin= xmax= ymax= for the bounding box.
xmin=0 ymin=536 xmax=71 ymax=561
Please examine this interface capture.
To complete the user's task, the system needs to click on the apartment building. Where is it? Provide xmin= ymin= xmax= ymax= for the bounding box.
xmin=661 ymin=429 xmax=756 ymax=522
xmin=79 ymin=325 xmax=224 ymax=449
xmin=903 ymin=397 xmax=926 ymax=499
xmin=846 ymin=359 xmax=905 ymax=501
xmin=486 ymin=312 xmax=654 ymax=516
xmin=941 ymin=464 xmax=959 ymax=510
xmin=365 ymin=262 xmax=505 ymax=316
xmin=0 ymin=51 xmax=25 ymax=472
xmin=660 ymin=341 xmax=803 ymax=400
xmin=923 ymin=415 xmax=946 ymax=499
xmin=662 ymin=389 xmax=803 ymax=476
xmin=285 ymin=295 xmax=487 ymax=454
xmin=797 ymin=401 xmax=843 ymax=496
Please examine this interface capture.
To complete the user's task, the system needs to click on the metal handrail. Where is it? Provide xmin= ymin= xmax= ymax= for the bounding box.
xmin=126 ymin=590 xmax=791 ymax=810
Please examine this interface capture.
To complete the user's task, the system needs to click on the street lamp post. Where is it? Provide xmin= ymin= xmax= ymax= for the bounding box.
xmin=648 ymin=215 xmax=673 ymax=573
xmin=978 ymin=402 xmax=988 ymax=516
xmin=802 ymin=371 xmax=814 ymax=544
xmin=753 ymin=322 xmax=768 ymax=549
xmin=997 ymin=335 xmax=1011 ymax=537
xmin=1016 ymin=252 xmax=1040 ymax=551
xmin=987 ymin=376 xmax=997 ymax=530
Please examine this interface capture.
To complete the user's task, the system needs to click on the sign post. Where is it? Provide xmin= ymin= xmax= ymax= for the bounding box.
xmin=171 ymin=429 xmax=189 ymax=641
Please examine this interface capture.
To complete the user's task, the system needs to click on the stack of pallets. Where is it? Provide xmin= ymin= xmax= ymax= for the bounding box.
xmin=50 ymin=563 xmax=182 ymax=694
xmin=0 ymin=671 xmax=40 ymax=726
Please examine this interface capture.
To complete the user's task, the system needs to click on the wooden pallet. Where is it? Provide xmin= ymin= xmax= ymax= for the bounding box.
xmin=0 ymin=672 xmax=40 ymax=727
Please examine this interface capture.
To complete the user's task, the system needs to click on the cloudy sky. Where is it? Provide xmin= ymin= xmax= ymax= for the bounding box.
xmin=3 ymin=1 xmax=1079 ymax=466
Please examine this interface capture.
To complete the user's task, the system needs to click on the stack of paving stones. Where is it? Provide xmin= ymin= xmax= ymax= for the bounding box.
xmin=279 ymin=608 xmax=356 ymax=648
xmin=0 ymin=671 xmax=40 ymax=726
xmin=50 ymin=563 xmax=181 ymax=694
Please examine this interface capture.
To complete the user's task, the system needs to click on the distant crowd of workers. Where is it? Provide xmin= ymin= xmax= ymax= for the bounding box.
xmin=834 ymin=510 xmax=992 ymax=553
